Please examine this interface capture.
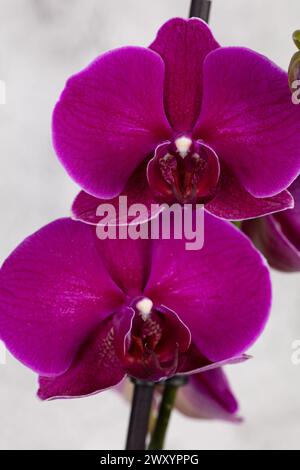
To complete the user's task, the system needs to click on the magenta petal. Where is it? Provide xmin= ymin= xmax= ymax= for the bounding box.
xmin=72 ymin=191 xmax=114 ymax=225
xmin=177 ymin=339 xmax=250 ymax=376
xmin=53 ymin=46 xmax=172 ymax=198
xmin=0 ymin=219 xmax=125 ymax=376
xmin=176 ymin=369 xmax=240 ymax=422
xmin=95 ymin=238 xmax=152 ymax=297
xmin=242 ymin=175 xmax=300 ymax=272
xmin=150 ymin=18 xmax=219 ymax=132
xmin=144 ymin=213 xmax=271 ymax=362
xmin=179 ymin=353 xmax=251 ymax=376
xmin=275 ymin=177 xmax=300 ymax=250
xmin=72 ymin=164 xmax=161 ymax=226
xmin=195 ymin=47 xmax=300 ymax=197
xmin=206 ymin=166 xmax=294 ymax=220
xmin=38 ymin=317 xmax=125 ymax=400
xmin=242 ymin=216 xmax=300 ymax=272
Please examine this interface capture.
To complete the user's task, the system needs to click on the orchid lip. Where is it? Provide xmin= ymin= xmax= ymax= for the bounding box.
xmin=114 ymin=300 xmax=193 ymax=381
xmin=147 ymin=139 xmax=221 ymax=205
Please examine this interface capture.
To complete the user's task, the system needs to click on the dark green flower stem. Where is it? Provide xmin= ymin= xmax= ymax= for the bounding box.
xmin=189 ymin=0 xmax=211 ymax=22
xmin=148 ymin=376 xmax=188 ymax=450
xmin=125 ymin=379 xmax=155 ymax=450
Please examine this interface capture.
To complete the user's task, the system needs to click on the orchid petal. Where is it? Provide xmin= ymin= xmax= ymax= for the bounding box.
xmin=0 ymin=219 xmax=125 ymax=376
xmin=176 ymin=369 xmax=241 ymax=422
xmin=206 ymin=166 xmax=294 ymax=220
xmin=195 ymin=47 xmax=300 ymax=197
xmin=96 ymin=238 xmax=152 ymax=296
xmin=72 ymin=164 xmax=161 ymax=226
xmin=243 ymin=216 xmax=300 ymax=272
xmin=53 ymin=46 xmax=172 ymax=198
xmin=242 ymin=177 xmax=300 ymax=272
xmin=150 ymin=17 xmax=219 ymax=132
xmin=179 ymin=352 xmax=251 ymax=376
xmin=275 ymin=176 xmax=300 ymax=250
xmin=145 ymin=213 xmax=271 ymax=362
xmin=38 ymin=317 xmax=125 ymax=400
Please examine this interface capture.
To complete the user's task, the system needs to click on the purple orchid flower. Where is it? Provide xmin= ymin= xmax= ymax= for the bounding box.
xmin=52 ymin=18 xmax=300 ymax=224
xmin=0 ymin=215 xmax=271 ymax=400
xmin=242 ymin=176 xmax=300 ymax=272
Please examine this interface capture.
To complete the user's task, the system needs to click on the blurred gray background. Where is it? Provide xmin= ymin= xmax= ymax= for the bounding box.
xmin=0 ymin=0 xmax=300 ymax=450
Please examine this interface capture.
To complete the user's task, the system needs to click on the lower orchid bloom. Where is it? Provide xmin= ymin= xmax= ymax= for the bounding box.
xmin=242 ymin=176 xmax=300 ymax=272
xmin=52 ymin=18 xmax=300 ymax=224
xmin=0 ymin=215 xmax=271 ymax=400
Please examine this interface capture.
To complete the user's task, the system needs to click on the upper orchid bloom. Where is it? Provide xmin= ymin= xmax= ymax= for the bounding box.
xmin=242 ymin=176 xmax=300 ymax=272
xmin=52 ymin=18 xmax=300 ymax=224
xmin=0 ymin=215 xmax=271 ymax=400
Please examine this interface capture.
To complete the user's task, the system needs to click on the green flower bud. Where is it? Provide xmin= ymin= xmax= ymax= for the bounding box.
xmin=289 ymin=31 xmax=300 ymax=90
xmin=293 ymin=30 xmax=300 ymax=50
xmin=288 ymin=52 xmax=300 ymax=89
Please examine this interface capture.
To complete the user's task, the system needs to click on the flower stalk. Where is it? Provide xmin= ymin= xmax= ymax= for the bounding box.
xmin=189 ymin=0 xmax=211 ymax=22
xmin=125 ymin=379 xmax=155 ymax=450
xmin=149 ymin=376 xmax=188 ymax=450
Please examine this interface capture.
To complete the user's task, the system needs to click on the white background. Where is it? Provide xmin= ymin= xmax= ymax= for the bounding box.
xmin=0 ymin=0 xmax=300 ymax=450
